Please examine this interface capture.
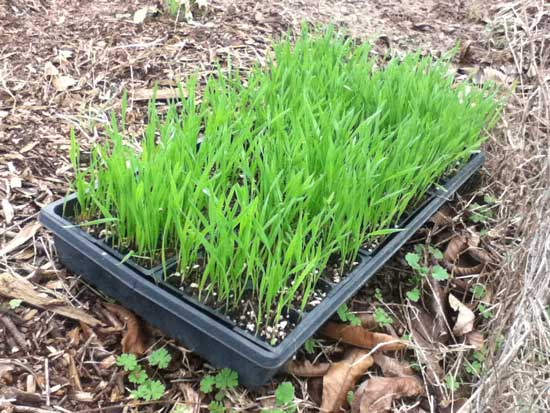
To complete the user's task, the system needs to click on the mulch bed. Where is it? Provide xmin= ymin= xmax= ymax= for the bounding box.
xmin=1 ymin=0 xmax=548 ymax=412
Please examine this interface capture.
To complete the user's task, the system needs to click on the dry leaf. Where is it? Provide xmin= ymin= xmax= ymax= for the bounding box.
xmin=448 ymin=294 xmax=475 ymax=336
xmin=44 ymin=61 xmax=60 ymax=77
xmin=372 ymin=354 xmax=414 ymax=377
xmin=426 ymin=277 xmax=451 ymax=344
xmin=1 ymin=199 xmax=14 ymax=224
xmin=444 ymin=235 xmax=468 ymax=263
xmin=321 ymin=349 xmax=374 ymax=413
xmin=444 ymin=233 xmax=490 ymax=275
xmin=357 ymin=313 xmax=377 ymax=330
xmin=53 ymin=75 xmax=77 ymax=91
xmin=133 ymin=7 xmax=149 ymax=24
xmin=351 ymin=376 xmax=425 ymax=413
xmin=286 ymin=360 xmax=331 ymax=377
xmin=408 ymin=306 xmax=445 ymax=388
xmin=320 ymin=323 xmax=407 ymax=352
xmin=477 ymin=67 xmax=509 ymax=85
xmin=429 ymin=206 xmax=454 ymax=226
xmin=99 ymin=355 xmax=117 ymax=370
xmin=104 ymin=303 xmax=148 ymax=355
xmin=0 ymin=273 xmax=102 ymax=326
xmin=67 ymin=327 xmax=81 ymax=346
xmin=0 ymin=222 xmax=41 ymax=256
xmin=465 ymin=331 xmax=484 ymax=350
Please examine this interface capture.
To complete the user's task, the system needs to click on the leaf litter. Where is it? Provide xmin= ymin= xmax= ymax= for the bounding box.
xmin=0 ymin=0 xmax=542 ymax=411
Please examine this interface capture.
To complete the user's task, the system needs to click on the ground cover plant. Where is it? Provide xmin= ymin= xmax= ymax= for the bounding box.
xmin=68 ymin=27 xmax=499 ymax=339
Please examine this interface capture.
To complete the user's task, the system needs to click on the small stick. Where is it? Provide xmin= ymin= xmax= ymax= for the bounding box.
xmin=0 ymin=314 xmax=27 ymax=350
xmin=0 ymin=402 xmax=56 ymax=413
xmin=44 ymin=358 xmax=50 ymax=406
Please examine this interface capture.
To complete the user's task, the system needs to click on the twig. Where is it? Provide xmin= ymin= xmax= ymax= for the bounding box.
xmin=0 ymin=402 xmax=57 ymax=413
xmin=44 ymin=358 xmax=50 ymax=406
xmin=0 ymin=314 xmax=27 ymax=350
xmin=76 ymin=400 xmax=172 ymax=413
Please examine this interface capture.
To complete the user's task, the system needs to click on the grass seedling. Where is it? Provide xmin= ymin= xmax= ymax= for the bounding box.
xmin=69 ymin=26 xmax=500 ymax=337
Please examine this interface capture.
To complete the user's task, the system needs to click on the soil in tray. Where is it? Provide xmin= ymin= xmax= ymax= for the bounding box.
xmin=159 ymin=249 xmax=369 ymax=345
xmin=163 ymin=270 xmax=302 ymax=345
xmin=63 ymin=210 xmax=177 ymax=270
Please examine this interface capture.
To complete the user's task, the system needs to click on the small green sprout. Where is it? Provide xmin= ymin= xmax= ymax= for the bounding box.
xmin=117 ymin=352 xmax=168 ymax=401
xmin=265 ymin=382 xmax=297 ymax=412
xmin=444 ymin=374 xmax=460 ymax=392
xmin=214 ymin=368 xmax=239 ymax=390
xmin=468 ymin=202 xmax=494 ymax=224
xmin=132 ymin=379 xmax=166 ymax=401
xmin=200 ymin=368 xmax=239 ymax=407
xmin=406 ymin=288 xmax=421 ymax=302
xmin=405 ymin=252 xmax=421 ymax=270
xmin=128 ymin=366 xmax=148 ymax=384
xmin=470 ymin=283 xmax=487 ymax=300
xmin=303 ymin=338 xmax=318 ymax=354
xmin=374 ymin=288 xmax=384 ymax=301
xmin=337 ymin=304 xmax=362 ymax=326
xmin=428 ymin=246 xmax=444 ymax=260
xmin=478 ymin=303 xmax=494 ymax=319
xmin=346 ymin=390 xmax=355 ymax=404
xmin=116 ymin=353 xmax=138 ymax=371
xmin=9 ymin=299 xmax=22 ymax=309
xmin=374 ymin=307 xmax=393 ymax=327
xmin=200 ymin=375 xmax=216 ymax=393
xmin=208 ymin=401 xmax=226 ymax=413
xmin=149 ymin=348 xmax=172 ymax=369
xmin=431 ymin=265 xmax=450 ymax=281
xmin=465 ymin=350 xmax=487 ymax=376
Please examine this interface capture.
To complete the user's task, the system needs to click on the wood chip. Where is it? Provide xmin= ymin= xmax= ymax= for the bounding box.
xmin=0 ymin=273 xmax=102 ymax=326
xmin=0 ymin=222 xmax=41 ymax=256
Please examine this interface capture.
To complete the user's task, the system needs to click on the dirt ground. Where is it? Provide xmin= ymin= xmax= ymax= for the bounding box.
xmin=1 ymin=0 xmax=548 ymax=412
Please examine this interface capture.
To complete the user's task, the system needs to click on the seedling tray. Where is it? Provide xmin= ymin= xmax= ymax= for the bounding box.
xmin=40 ymin=153 xmax=484 ymax=388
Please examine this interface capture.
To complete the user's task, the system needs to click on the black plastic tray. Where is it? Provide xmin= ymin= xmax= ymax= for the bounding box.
xmin=39 ymin=153 xmax=484 ymax=388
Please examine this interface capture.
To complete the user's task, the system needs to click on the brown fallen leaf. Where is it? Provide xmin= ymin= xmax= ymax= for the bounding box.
xmin=0 ymin=273 xmax=102 ymax=326
xmin=408 ymin=306 xmax=445 ymax=389
xmin=0 ymin=222 xmax=41 ymax=256
xmin=133 ymin=7 xmax=147 ymax=23
xmin=53 ymin=75 xmax=77 ymax=91
xmin=286 ymin=359 xmax=331 ymax=377
xmin=357 ymin=313 xmax=377 ymax=330
xmin=429 ymin=205 xmax=454 ymax=226
xmin=99 ymin=355 xmax=117 ymax=370
xmin=104 ymin=303 xmax=148 ymax=355
xmin=320 ymin=323 xmax=407 ymax=352
xmin=372 ymin=354 xmax=414 ymax=377
xmin=351 ymin=376 xmax=425 ymax=413
xmin=426 ymin=276 xmax=451 ymax=344
xmin=448 ymin=294 xmax=475 ymax=337
xmin=321 ymin=349 xmax=374 ymax=413
xmin=0 ymin=363 xmax=14 ymax=385
xmin=44 ymin=61 xmax=60 ymax=77
xmin=465 ymin=330 xmax=484 ymax=350
xmin=444 ymin=235 xmax=468 ymax=264
xmin=444 ymin=233 xmax=489 ymax=276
